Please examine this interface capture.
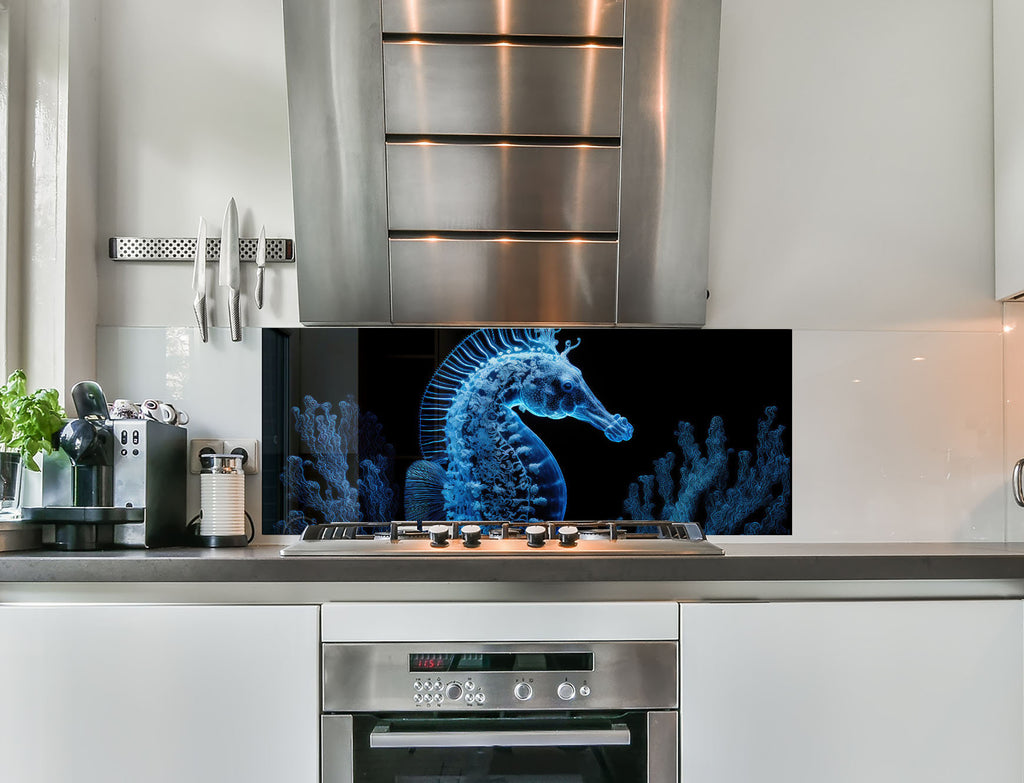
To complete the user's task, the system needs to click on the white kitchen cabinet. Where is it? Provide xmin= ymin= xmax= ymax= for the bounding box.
xmin=0 ymin=604 xmax=319 ymax=783
xmin=996 ymin=0 xmax=1024 ymax=300
xmin=679 ymin=600 xmax=1023 ymax=783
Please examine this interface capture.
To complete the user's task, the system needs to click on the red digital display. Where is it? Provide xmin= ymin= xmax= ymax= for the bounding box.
xmin=410 ymin=654 xmax=455 ymax=672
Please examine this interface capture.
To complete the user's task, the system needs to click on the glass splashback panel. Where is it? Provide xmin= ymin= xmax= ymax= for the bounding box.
xmin=262 ymin=328 xmax=792 ymax=535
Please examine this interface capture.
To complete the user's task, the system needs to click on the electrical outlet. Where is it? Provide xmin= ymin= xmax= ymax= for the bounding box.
xmin=189 ymin=439 xmax=224 ymax=474
xmin=223 ymin=438 xmax=259 ymax=475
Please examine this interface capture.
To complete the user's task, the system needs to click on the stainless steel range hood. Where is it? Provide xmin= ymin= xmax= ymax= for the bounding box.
xmin=283 ymin=0 xmax=721 ymax=326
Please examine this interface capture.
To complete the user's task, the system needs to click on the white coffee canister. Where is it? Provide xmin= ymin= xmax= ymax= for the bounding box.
xmin=199 ymin=453 xmax=247 ymax=547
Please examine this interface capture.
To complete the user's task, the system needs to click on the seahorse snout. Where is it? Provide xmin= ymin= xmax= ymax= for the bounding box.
xmin=604 ymin=414 xmax=634 ymax=443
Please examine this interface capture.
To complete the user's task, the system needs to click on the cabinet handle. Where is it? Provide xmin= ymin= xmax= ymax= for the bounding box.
xmin=1013 ymin=458 xmax=1024 ymax=507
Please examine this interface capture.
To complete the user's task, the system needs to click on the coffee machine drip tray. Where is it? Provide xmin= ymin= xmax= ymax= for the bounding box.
xmin=20 ymin=506 xmax=146 ymax=551
xmin=21 ymin=507 xmax=145 ymax=523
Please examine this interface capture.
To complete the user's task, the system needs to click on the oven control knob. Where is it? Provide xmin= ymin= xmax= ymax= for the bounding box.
xmin=461 ymin=524 xmax=482 ymax=547
xmin=445 ymin=682 xmax=463 ymax=701
xmin=428 ymin=524 xmax=450 ymax=547
xmin=525 ymin=525 xmax=547 ymax=548
xmin=514 ymin=682 xmax=533 ymax=701
xmin=557 ymin=525 xmax=579 ymax=547
xmin=557 ymin=682 xmax=576 ymax=701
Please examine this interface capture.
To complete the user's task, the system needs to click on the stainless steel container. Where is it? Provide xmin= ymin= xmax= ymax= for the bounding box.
xmin=197 ymin=453 xmax=247 ymax=548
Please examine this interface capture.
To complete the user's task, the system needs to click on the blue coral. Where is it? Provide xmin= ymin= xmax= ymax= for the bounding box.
xmin=276 ymin=395 xmax=396 ymax=533
xmin=623 ymin=406 xmax=790 ymax=535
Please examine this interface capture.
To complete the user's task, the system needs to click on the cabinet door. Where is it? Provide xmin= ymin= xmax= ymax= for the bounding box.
xmin=0 ymin=604 xmax=319 ymax=783
xmin=680 ymin=601 xmax=1023 ymax=783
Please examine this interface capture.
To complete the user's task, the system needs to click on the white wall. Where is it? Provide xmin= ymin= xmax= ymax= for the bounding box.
xmin=96 ymin=0 xmax=297 ymax=329
xmin=91 ymin=0 xmax=1005 ymax=542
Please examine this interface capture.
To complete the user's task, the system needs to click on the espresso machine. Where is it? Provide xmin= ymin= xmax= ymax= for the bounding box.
xmin=22 ymin=381 xmax=187 ymax=550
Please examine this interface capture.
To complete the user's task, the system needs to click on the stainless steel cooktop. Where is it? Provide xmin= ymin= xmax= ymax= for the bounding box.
xmin=280 ymin=521 xmax=723 ymax=557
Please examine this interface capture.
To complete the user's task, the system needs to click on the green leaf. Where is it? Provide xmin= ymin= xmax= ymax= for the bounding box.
xmin=0 ymin=370 xmax=65 ymax=470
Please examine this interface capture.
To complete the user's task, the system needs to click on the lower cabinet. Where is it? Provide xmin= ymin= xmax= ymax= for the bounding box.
xmin=0 ymin=604 xmax=319 ymax=783
xmin=680 ymin=600 xmax=1023 ymax=783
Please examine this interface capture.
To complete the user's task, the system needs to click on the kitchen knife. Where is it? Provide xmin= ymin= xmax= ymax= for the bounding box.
xmin=192 ymin=216 xmax=209 ymax=342
xmin=254 ymin=224 xmax=266 ymax=310
xmin=219 ymin=197 xmax=241 ymax=342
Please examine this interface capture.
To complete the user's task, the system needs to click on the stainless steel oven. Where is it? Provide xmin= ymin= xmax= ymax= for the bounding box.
xmin=321 ymin=641 xmax=678 ymax=782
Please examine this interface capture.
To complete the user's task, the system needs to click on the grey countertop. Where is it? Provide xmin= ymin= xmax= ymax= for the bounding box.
xmin=2 ymin=542 xmax=1024 ymax=593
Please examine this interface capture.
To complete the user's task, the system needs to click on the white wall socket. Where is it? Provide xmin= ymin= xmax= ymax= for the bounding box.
xmin=223 ymin=438 xmax=260 ymax=475
xmin=189 ymin=438 xmax=260 ymax=475
xmin=189 ymin=439 xmax=224 ymax=474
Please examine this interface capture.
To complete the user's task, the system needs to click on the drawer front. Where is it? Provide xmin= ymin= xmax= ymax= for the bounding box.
xmin=390 ymin=239 xmax=617 ymax=324
xmin=381 ymin=0 xmax=625 ymax=37
xmin=384 ymin=42 xmax=623 ymax=137
xmin=386 ymin=143 xmax=621 ymax=232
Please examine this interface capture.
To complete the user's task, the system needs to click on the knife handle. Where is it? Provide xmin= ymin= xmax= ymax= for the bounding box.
xmin=229 ymin=289 xmax=241 ymax=342
xmin=255 ymin=267 xmax=265 ymax=310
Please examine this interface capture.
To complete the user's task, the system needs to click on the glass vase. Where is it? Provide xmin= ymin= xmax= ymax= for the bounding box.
xmin=0 ymin=451 xmax=23 ymax=517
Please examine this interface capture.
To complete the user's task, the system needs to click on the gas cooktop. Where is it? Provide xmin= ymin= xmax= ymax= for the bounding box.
xmin=279 ymin=521 xmax=724 ymax=557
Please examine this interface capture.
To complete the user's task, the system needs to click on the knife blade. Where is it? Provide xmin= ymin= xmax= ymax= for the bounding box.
xmin=192 ymin=216 xmax=209 ymax=342
xmin=219 ymin=197 xmax=241 ymax=342
xmin=254 ymin=224 xmax=266 ymax=310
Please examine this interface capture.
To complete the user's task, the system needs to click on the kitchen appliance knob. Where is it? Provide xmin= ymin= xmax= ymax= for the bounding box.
xmin=461 ymin=524 xmax=482 ymax=547
xmin=557 ymin=682 xmax=576 ymax=701
xmin=525 ymin=524 xmax=546 ymax=548
xmin=445 ymin=682 xmax=463 ymax=701
xmin=514 ymin=682 xmax=533 ymax=701
xmin=428 ymin=524 xmax=450 ymax=547
xmin=557 ymin=525 xmax=579 ymax=546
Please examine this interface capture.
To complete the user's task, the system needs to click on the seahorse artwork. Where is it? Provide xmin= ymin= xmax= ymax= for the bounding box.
xmin=404 ymin=329 xmax=634 ymax=523
xmin=622 ymin=406 xmax=791 ymax=535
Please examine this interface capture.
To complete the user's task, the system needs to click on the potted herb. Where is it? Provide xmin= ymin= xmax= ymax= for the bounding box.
xmin=0 ymin=370 xmax=65 ymax=513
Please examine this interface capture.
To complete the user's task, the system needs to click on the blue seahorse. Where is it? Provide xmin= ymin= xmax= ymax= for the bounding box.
xmin=404 ymin=329 xmax=633 ymax=524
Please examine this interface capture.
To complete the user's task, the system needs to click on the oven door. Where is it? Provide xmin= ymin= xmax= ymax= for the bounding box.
xmin=323 ymin=711 xmax=677 ymax=783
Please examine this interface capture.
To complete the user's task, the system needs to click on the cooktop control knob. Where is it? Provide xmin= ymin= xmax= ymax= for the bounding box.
xmin=557 ymin=525 xmax=579 ymax=547
xmin=427 ymin=524 xmax=450 ymax=547
xmin=525 ymin=524 xmax=547 ymax=548
xmin=445 ymin=682 xmax=463 ymax=701
xmin=461 ymin=524 xmax=482 ymax=548
xmin=557 ymin=682 xmax=576 ymax=701
xmin=514 ymin=682 xmax=533 ymax=701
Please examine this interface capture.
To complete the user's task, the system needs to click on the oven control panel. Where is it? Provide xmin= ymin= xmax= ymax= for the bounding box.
xmin=409 ymin=674 xmax=591 ymax=708
xmin=412 ymin=677 xmax=494 ymax=707
xmin=323 ymin=641 xmax=677 ymax=712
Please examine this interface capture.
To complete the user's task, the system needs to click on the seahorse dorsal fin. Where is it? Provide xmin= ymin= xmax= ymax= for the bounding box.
xmin=419 ymin=329 xmax=561 ymax=462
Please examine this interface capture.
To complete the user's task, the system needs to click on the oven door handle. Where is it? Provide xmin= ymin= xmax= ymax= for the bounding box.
xmin=369 ymin=723 xmax=631 ymax=749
